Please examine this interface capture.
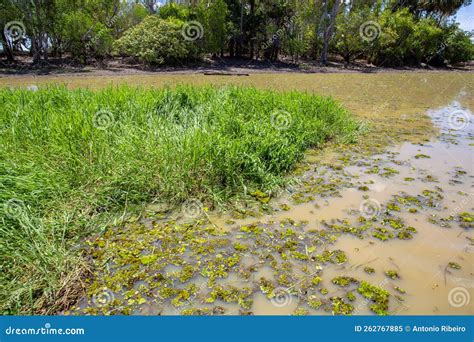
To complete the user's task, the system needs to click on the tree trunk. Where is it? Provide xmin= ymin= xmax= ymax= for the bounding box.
xmin=237 ymin=1 xmax=244 ymax=58
xmin=1 ymin=31 xmax=14 ymax=62
xmin=249 ymin=0 xmax=255 ymax=59
xmin=320 ymin=0 xmax=341 ymax=65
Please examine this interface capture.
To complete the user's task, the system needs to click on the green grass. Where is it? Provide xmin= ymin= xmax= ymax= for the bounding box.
xmin=0 ymin=85 xmax=359 ymax=314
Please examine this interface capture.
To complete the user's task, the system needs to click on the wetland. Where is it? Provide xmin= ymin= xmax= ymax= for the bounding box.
xmin=1 ymin=71 xmax=472 ymax=316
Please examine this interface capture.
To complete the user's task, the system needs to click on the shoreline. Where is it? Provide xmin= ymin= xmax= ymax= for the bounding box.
xmin=1 ymin=58 xmax=473 ymax=79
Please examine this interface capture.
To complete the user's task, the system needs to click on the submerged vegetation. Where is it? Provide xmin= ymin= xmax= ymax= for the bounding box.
xmin=0 ymin=85 xmax=359 ymax=314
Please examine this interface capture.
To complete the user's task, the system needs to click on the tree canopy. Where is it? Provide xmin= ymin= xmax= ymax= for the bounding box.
xmin=1 ymin=0 xmax=472 ymax=66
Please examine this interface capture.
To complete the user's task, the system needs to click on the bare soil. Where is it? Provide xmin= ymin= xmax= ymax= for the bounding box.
xmin=0 ymin=55 xmax=472 ymax=78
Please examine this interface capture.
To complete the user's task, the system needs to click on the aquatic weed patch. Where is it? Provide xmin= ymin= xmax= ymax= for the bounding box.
xmin=75 ymin=216 xmax=402 ymax=316
xmin=0 ymin=85 xmax=360 ymax=314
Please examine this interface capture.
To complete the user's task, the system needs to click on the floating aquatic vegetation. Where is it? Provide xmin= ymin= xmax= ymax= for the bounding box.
xmin=346 ymin=292 xmax=356 ymax=301
xmin=330 ymin=296 xmax=354 ymax=315
xmin=258 ymin=278 xmax=276 ymax=299
xmin=206 ymin=285 xmax=253 ymax=309
xmin=447 ymin=262 xmax=462 ymax=270
xmin=385 ymin=270 xmax=400 ymax=279
xmin=332 ymin=276 xmax=359 ymax=287
xmin=307 ymin=295 xmax=323 ymax=309
xmin=364 ymin=267 xmax=375 ymax=274
xmin=458 ymin=212 xmax=473 ymax=229
xmin=380 ymin=167 xmax=400 ymax=177
xmin=393 ymin=286 xmax=406 ymax=294
xmin=414 ymin=154 xmax=431 ymax=159
xmin=293 ymin=308 xmax=309 ymax=315
xmin=251 ymin=190 xmax=271 ymax=204
xmin=357 ymin=281 xmax=390 ymax=315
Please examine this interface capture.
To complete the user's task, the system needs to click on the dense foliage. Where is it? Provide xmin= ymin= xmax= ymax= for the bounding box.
xmin=0 ymin=0 xmax=472 ymax=66
xmin=113 ymin=16 xmax=199 ymax=64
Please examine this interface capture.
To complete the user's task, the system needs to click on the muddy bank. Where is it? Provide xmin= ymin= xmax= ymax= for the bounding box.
xmin=0 ymin=57 xmax=473 ymax=79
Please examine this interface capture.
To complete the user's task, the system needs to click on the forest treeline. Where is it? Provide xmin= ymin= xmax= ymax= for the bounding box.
xmin=1 ymin=0 xmax=473 ymax=67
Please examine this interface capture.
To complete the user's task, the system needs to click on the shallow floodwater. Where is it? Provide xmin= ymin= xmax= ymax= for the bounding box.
xmin=232 ymin=99 xmax=473 ymax=315
xmin=8 ymin=72 xmax=470 ymax=316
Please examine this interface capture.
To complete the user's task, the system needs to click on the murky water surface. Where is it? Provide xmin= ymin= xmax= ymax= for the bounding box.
xmin=3 ymin=72 xmax=472 ymax=315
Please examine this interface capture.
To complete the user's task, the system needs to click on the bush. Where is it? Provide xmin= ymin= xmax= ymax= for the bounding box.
xmin=366 ymin=9 xmax=470 ymax=66
xmin=158 ymin=3 xmax=190 ymax=21
xmin=113 ymin=16 xmax=200 ymax=65
xmin=441 ymin=25 xmax=474 ymax=65
xmin=333 ymin=7 xmax=372 ymax=63
xmin=406 ymin=18 xmax=443 ymax=64
xmin=369 ymin=9 xmax=417 ymax=66
xmin=62 ymin=11 xmax=113 ymax=62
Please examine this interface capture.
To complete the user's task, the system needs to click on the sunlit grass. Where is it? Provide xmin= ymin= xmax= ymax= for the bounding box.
xmin=0 ymin=85 xmax=360 ymax=314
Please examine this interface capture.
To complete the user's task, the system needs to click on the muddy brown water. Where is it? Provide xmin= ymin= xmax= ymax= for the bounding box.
xmin=221 ymin=99 xmax=473 ymax=315
xmin=2 ymin=72 xmax=472 ymax=315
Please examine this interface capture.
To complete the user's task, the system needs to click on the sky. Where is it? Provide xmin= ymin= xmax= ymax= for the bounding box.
xmin=456 ymin=3 xmax=474 ymax=32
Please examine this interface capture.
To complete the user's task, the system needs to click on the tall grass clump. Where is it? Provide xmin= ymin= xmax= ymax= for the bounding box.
xmin=0 ymin=85 xmax=360 ymax=314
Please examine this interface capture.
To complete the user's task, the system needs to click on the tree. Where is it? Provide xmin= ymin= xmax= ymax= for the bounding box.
xmin=197 ymin=0 xmax=229 ymax=57
xmin=320 ymin=0 xmax=342 ymax=65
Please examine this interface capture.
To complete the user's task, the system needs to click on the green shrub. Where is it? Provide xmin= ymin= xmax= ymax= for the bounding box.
xmin=62 ymin=11 xmax=113 ymax=62
xmin=113 ymin=16 xmax=200 ymax=65
xmin=369 ymin=9 xmax=416 ymax=66
xmin=158 ymin=3 xmax=191 ymax=21
xmin=333 ymin=7 xmax=372 ymax=63
xmin=407 ymin=18 xmax=443 ymax=64
xmin=366 ymin=9 xmax=471 ymax=66
xmin=441 ymin=25 xmax=474 ymax=65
